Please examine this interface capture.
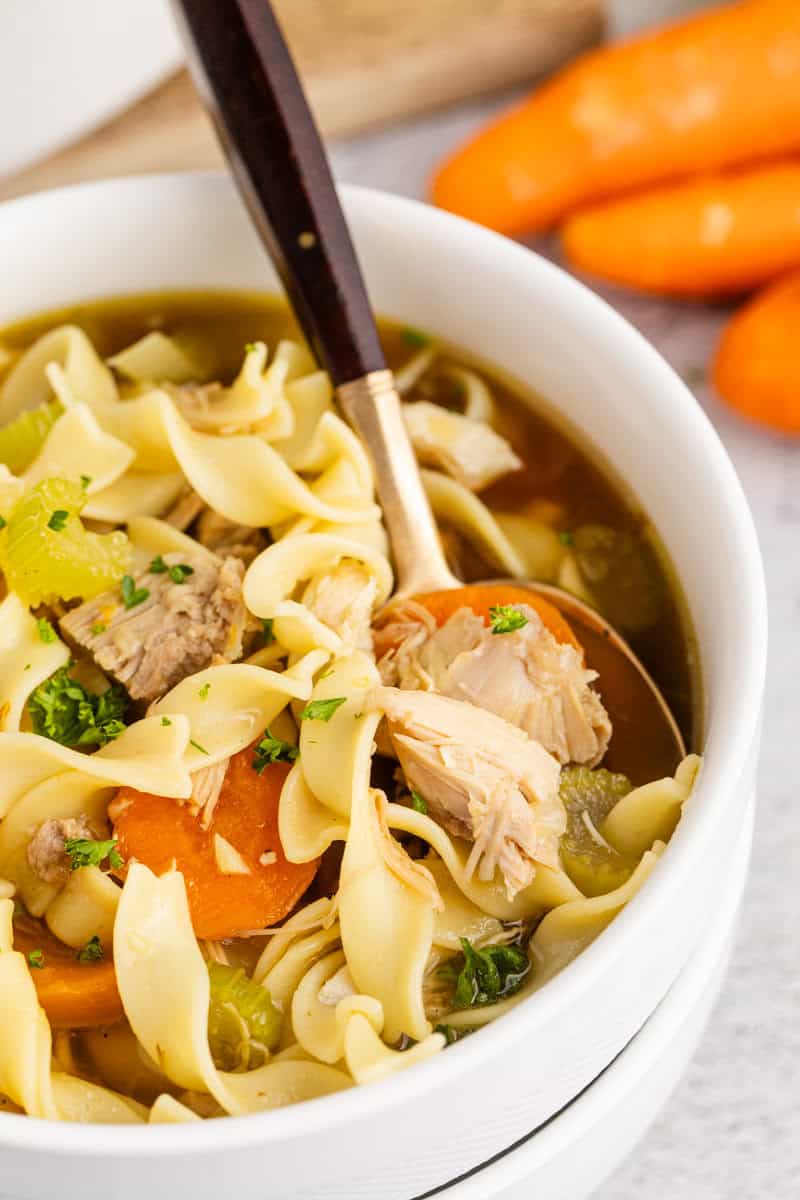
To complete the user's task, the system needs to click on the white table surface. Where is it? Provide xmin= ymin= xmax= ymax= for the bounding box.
xmin=330 ymin=97 xmax=798 ymax=1200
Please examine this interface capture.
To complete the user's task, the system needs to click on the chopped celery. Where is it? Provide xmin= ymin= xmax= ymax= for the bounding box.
xmin=0 ymin=477 xmax=131 ymax=606
xmin=207 ymin=963 xmax=282 ymax=1073
xmin=0 ymin=402 xmax=62 ymax=474
xmin=559 ymin=767 xmax=638 ymax=897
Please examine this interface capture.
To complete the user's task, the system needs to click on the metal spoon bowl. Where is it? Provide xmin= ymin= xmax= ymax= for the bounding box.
xmin=173 ymin=0 xmax=686 ymax=773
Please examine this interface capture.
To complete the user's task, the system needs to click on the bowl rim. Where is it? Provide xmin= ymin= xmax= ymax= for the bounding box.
xmin=0 ymin=173 xmax=768 ymax=1155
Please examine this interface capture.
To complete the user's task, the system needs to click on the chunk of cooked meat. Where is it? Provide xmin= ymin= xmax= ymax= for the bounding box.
xmin=196 ymin=507 xmax=266 ymax=565
xmin=377 ymin=603 xmax=611 ymax=767
xmin=59 ymin=552 xmax=246 ymax=703
xmin=164 ymin=488 xmax=205 ymax=531
xmin=192 ymin=757 xmax=230 ymax=830
xmin=26 ymin=816 xmax=100 ymax=886
xmin=402 ymin=401 xmax=522 ymax=492
xmin=369 ymin=687 xmax=564 ymax=900
xmin=302 ymin=560 xmax=378 ymax=652
xmin=164 ymin=381 xmax=224 ymax=423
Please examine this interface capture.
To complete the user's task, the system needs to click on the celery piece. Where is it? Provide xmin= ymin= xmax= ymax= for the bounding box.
xmin=0 ymin=401 xmax=62 ymax=474
xmin=207 ymin=963 xmax=282 ymax=1073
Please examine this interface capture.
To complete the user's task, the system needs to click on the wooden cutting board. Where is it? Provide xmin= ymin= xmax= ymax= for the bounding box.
xmin=0 ymin=0 xmax=603 ymax=200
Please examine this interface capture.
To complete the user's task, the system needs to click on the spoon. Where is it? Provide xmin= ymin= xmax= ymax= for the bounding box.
xmin=171 ymin=0 xmax=686 ymax=776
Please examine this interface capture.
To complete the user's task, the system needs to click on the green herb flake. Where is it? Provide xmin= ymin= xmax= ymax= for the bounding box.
xmin=0 ymin=515 xmax=6 ymax=530
xmin=36 ymin=617 xmax=57 ymax=644
xmin=76 ymin=935 xmax=104 ymax=964
xmin=47 ymin=509 xmax=69 ymax=532
xmin=90 ymin=622 xmax=107 ymax=637
xmin=244 ymin=342 xmax=258 ymax=355
xmin=261 ymin=617 xmax=274 ymax=644
xmin=80 ymin=474 xmax=92 ymax=489
xmin=168 ymin=563 xmax=194 ymax=584
xmin=64 ymin=837 xmax=123 ymax=873
xmin=401 ymin=326 xmax=431 ymax=349
xmin=489 ymin=605 xmax=529 ymax=636
xmin=120 ymin=574 xmax=149 ymax=609
xmin=559 ymin=530 xmax=573 ymax=546
xmin=148 ymin=554 xmax=168 ymax=574
xmin=190 ymin=738 xmax=209 ymax=755
xmin=28 ymin=667 xmax=128 ymax=748
xmin=161 ymin=716 xmax=172 ymax=727
xmin=252 ymin=729 xmax=299 ymax=774
xmin=452 ymin=938 xmax=531 ymax=1009
xmin=317 ymin=666 xmax=334 ymax=680
xmin=435 ymin=1023 xmax=458 ymax=1045
xmin=300 ymin=697 xmax=346 ymax=722
xmin=27 ymin=949 xmax=44 ymax=970
xmin=410 ymin=789 xmax=427 ymax=815
xmin=198 ymin=681 xmax=211 ymax=701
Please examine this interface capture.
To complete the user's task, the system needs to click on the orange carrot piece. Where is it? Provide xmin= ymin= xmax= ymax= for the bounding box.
xmin=113 ymin=749 xmax=318 ymax=940
xmin=562 ymin=160 xmax=800 ymax=297
xmin=409 ymin=584 xmax=581 ymax=651
xmin=13 ymin=921 xmax=123 ymax=1030
xmin=431 ymin=0 xmax=800 ymax=235
xmin=713 ymin=271 xmax=800 ymax=434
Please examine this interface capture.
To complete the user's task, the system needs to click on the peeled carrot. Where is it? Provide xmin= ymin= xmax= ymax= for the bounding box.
xmin=113 ymin=749 xmax=318 ymax=940
xmin=431 ymin=0 xmax=800 ymax=235
xmin=13 ymin=921 xmax=122 ymax=1030
xmin=562 ymin=160 xmax=800 ymax=297
xmin=713 ymin=271 xmax=800 ymax=433
xmin=403 ymin=584 xmax=581 ymax=651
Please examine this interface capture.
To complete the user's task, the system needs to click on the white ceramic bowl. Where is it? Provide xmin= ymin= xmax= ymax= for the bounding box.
xmin=0 ymin=175 xmax=767 ymax=1200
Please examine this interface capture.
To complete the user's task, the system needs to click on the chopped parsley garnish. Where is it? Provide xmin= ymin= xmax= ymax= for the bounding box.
xmin=168 ymin=563 xmax=194 ymax=584
xmin=244 ymin=342 xmax=258 ymax=354
xmin=64 ymin=837 xmax=123 ymax=872
xmin=80 ymin=474 xmax=91 ymax=489
xmin=317 ymin=666 xmax=334 ymax=680
xmin=489 ymin=605 xmax=529 ymax=636
xmin=252 ymin=729 xmax=299 ymax=773
xmin=410 ymin=789 xmax=427 ymax=815
xmin=149 ymin=554 xmax=168 ymax=573
xmin=161 ymin=716 xmax=172 ymax=727
xmin=36 ymin=617 xmax=57 ymax=644
xmin=401 ymin=326 xmax=431 ymax=349
xmin=450 ymin=938 xmax=531 ymax=1009
xmin=121 ymin=574 xmax=149 ymax=609
xmin=198 ymin=682 xmax=211 ymax=700
xmin=190 ymin=738 xmax=209 ymax=755
xmin=90 ymin=622 xmax=107 ymax=636
xmin=262 ymin=617 xmax=274 ymax=644
xmin=76 ymin=936 xmax=104 ymax=963
xmin=435 ymin=1023 xmax=459 ymax=1045
xmin=28 ymin=667 xmax=128 ymax=748
xmin=300 ymin=697 xmax=346 ymax=722
xmin=0 ymin=515 xmax=6 ymax=530
xmin=47 ymin=509 xmax=68 ymax=532
xmin=559 ymin=530 xmax=573 ymax=546
xmin=27 ymin=949 xmax=44 ymax=970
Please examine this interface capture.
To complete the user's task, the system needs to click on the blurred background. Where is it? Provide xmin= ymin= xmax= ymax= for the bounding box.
xmin=0 ymin=2 xmax=794 ymax=1197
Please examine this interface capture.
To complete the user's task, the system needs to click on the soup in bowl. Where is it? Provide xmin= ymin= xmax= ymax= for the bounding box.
xmin=0 ymin=176 xmax=765 ymax=1200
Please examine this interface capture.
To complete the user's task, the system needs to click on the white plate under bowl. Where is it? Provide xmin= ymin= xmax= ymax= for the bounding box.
xmin=0 ymin=176 xmax=767 ymax=1199
xmin=0 ymin=0 xmax=181 ymax=180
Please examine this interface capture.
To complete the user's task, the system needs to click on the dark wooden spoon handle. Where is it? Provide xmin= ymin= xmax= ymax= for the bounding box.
xmin=171 ymin=0 xmax=385 ymax=385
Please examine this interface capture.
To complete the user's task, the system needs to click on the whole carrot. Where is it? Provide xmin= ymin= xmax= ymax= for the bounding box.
xmin=713 ymin=272 xmax=800 ymax=434
xmin=431 ymin=0 xmax=800 ymax=236
xmin=562 ymin=160 xmax=800 ymax=297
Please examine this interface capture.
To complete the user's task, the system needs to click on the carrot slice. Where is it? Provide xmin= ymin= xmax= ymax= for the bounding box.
xmin=431 ymin=0 xmax=800 ymax=235
xmin=562 ymin=160 xmax=800 ymax=298
xmin=713 ymin=271 xmax=800 ymax=434
xmin=405 ymin=584 xmax=581 ymax=651
xmin=113 ymin=748 xmax=318 ymax=940
xmin=12 ymin=921 xmax=122 ymax=1030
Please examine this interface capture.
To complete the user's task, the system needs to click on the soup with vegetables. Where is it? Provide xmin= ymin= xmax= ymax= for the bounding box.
xmin=0 ymin=292 xmax=699 ymax=1125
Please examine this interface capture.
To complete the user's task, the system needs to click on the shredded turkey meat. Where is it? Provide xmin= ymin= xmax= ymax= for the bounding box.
xmin=369 ymin=687 xmax=564 ymax=900
xmin=376 ymin=602 xmax=611 ymax=767
xmin=302 ymin=560 xmax=377 ymax=652
xmin=196 ymin=507 xmax=267 ymax=565
xmin=402 ymin=401 xmax=522 ymax=492
xmin=59 ymin=552 xmax=246 ymax=704
xmin=26 ymin=816 xmax=99 ymax=886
